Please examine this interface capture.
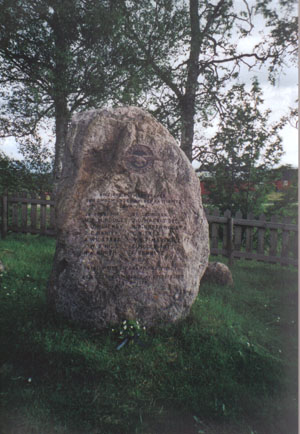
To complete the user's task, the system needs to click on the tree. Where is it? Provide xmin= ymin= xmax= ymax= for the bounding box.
xmin=256 ymin=0 xmax=298 ymax=84
xmin=117 ymin=0 xmax=297 ymax=161
xmin=265 ymin=165 xmax=298 ymax=222
xmin=0 ymin=151 xmax=52 ymax=194
xmin=0 ymin=0 xmax=135 ymax=184
xmin=0 ymin=0 xmax=297 ymax=179
xmin=195 ymin=79 xmax=284 ymax=216
xmin=266 ymin=184 xmax=298 ymax=222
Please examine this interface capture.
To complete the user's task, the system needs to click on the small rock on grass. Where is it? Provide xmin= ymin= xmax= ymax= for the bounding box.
xmin=202 ymin=262 xmax=233 ymax=286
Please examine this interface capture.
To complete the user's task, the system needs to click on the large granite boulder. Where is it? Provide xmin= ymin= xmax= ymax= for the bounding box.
xmin=47 ymin=107 xmax=209 ymax=328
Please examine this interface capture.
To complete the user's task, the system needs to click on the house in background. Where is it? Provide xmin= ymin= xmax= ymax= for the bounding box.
xmin=197 ymin=165 xmax=297 ymax=196
xmin=270 ymin=166 xmax=297 ymax=192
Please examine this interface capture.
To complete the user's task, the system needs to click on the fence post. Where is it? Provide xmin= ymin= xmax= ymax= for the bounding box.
xmin=224 ymin=209 xmax=234 ymax=266
xmin=257 ymin=214 xmax=266 ymax=260
xmin=49 ymin=192 xmax=56 ymax=231
xmin=269 ymin=215 xmax=279 ymax=262
xmin=245 ymin=212 xmax=254 ymax=258
xmin=1 ymin=194 xmax=8 ymax=239
xmin=281 ymin=216 xmax=291 ymax=265
xmin=40 ymin=192 xmax=47 ymax=234
xmin=30 ymin=192 xmax=37 ymax=232
xmin=21 ymin=191 xmax=28 ymax=233
xmin=11 ymin=192 xmax=19 ymax=232
xmin=227 ymin=216 xmax=234 ymax=266
xmin=211 ymin=208 xmax=220 ymax=255
xmin=234 ymin=210 xmax=243 ymax=252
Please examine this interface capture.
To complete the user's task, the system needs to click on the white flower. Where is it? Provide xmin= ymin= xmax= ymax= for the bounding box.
xmin=28 ymin=377 xmax=32 ymax=383
xmin=246 ymin=342 xmax=250 ymax=347
xmin=123 ymin=320 xmax=127 ymax=325
xmin=124 ymin=325 xmax=127 ymax=330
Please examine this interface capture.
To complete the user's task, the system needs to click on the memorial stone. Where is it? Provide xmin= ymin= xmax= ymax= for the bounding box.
xmin=47 ymin=107 xmax=209 ymax=328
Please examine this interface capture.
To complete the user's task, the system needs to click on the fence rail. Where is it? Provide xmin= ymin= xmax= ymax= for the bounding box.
xmin=204 ymin=208 xmax=298 ymax=267
xmin=1 ymin=192 xmax=55 ymax=237
xmin=1 ymin=193 xmax=298 ymax=267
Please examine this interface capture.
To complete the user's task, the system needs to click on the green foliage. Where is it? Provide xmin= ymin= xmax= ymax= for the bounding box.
xmin=265 ymin=184 xmax=298 ymax=222
xmin=256 ymin=0 xmax=297 ymax=83
xmin=0 ymin=0 xmax=137 ymax=178
xmin=113 ymin=0 xmax=297 ymax=162
xmin=264 ymin=165 xmax=298 ymax=222
xmin=0 ymin=235 xmax=297 ymax=434
xmin=197 ymin=80 xmax=284 ymax=216
xmin=0 ymin=0 xmax=297 ymax=172
xmin=0 ymin=151 xmax=53 ymax=195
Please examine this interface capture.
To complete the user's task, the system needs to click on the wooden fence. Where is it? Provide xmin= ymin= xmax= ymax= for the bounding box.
xmin=1 ymin=193 xmax=298 ymax=267
xmin=1 ymin=192 xmax=56 ymax=237
xmin=204 ymin=208 xmax=298 ymax=267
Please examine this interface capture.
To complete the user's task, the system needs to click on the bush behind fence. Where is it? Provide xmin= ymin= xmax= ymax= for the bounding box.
xmin=1 ymin=192 xmax=298 ymax=266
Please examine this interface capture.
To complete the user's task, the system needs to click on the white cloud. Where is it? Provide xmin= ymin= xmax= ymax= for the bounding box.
xmin=279 ymin=124 xmax=298 ymax=166
xmin=0 ymin=137 xmax=23 ymax=159
xmin=236 ymin=35 xmax=261 ymax=54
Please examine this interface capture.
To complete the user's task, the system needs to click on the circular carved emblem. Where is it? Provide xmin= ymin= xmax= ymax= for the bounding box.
xmin=124 ymin=145 xmax=154 ymax=172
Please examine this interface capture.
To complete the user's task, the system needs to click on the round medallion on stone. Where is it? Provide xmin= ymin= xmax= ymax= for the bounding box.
xmin=124 ymin=145 xmax=154 ymax=172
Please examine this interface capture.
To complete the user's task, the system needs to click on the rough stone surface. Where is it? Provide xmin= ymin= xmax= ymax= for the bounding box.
xmin=202 ymin=262 xmax=233 ymax=286
xmin=47 ymin=107 xmax=209 ymax=328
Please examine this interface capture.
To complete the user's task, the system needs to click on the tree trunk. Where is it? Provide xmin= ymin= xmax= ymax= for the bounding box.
xmin=180 ymin=0 xmax=200 ymax=162
xmin=180 ymin=0 xmax=227 ymax=162
xmin=180 ymin=96 xmax=196 ymax=162
xmin=51 ymin=8 xmax=70 ymax=190
xmin=53 ymin=100 xmax=69 ymax=188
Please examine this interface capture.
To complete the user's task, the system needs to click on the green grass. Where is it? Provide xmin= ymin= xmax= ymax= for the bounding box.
xmin=265 ymin=191 xmax=283 ymax=203
xmin=0 ymin=234 xmax=298 ymax=434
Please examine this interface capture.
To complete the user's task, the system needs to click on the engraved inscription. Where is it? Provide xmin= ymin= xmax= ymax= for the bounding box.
xmin=83 ymin=193 xmax=185 ymax=281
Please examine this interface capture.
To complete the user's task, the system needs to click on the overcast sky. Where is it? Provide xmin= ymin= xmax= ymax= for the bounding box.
xmin=259 ymin=72 xmax=298 ymax=167
xmin=235 ymin=0 xmax=298 ymax=168
xmin=233 ymin=63 xmax=298 ymax=168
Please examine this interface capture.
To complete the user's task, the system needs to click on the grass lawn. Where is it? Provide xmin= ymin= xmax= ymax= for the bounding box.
xmin=0 ymin=234 xmax=298 ymax=434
